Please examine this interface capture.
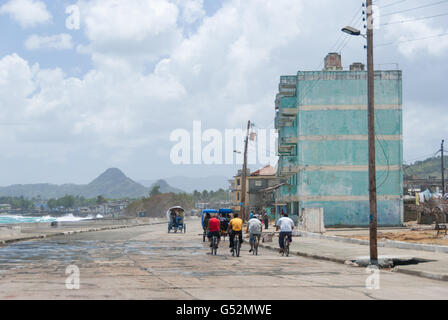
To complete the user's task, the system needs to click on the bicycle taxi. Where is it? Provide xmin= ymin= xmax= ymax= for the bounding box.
xmin=218 ymin=208 xmax=233 ymax=241
xmin=201 ymin=209 xmax=218 ymax=242
xmin=167 ymin=206 xmax=186 ymax=233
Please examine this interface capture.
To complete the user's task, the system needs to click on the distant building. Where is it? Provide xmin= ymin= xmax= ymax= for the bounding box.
xmin=247 ymin=165 xmax=281 ymax=213
xmin=231 ymin=166 xmax=280 ymax=215
xmin=275 ymin=53 xmax=403 ymax=226
xmin=0 ymin=204 xmax=12 ymax=212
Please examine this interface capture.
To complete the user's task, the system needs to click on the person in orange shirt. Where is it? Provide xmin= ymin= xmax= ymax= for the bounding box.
xmin=226 ymin=213 xmax=243 ymax=253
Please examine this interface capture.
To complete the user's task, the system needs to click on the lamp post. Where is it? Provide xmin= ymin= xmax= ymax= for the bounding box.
xmin=342 ymin=0 xmax=378 ymax=265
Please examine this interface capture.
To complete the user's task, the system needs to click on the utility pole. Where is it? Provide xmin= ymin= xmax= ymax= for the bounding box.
xmin=240 ymin=120 xmax=251 ymax=222
xmin=442 ymin=140 xmax=445 ymax=194
xmin=366 ymin=0 xmax=378 ymax=265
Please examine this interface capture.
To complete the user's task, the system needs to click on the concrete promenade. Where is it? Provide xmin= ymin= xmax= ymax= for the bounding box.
xmin=0 ymin=220 xmax=448 ymax=299
xmin=261 ymin=228 xmax=448 ymax=282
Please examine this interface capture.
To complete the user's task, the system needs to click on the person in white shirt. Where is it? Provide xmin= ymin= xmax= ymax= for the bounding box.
xmin=246 ymin=216 xmax=263 ymax=253
xmin=275 ymin=212 xmax=295 ymax=253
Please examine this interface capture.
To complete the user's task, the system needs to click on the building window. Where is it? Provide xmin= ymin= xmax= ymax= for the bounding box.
xmin=237 ymin=179 xmax=240 ymax=186
xmin=255 ymin=181 xmax=262 ymax=187
xmin=237 ymin=192 xmax=240 ymax=201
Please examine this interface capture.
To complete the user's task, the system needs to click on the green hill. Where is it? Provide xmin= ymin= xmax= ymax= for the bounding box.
xmin=404 ymin=156 xmax=447 ymax=179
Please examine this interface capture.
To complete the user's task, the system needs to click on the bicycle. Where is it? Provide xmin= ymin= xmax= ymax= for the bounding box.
xmin=232 ymin=233 xmax=241 ymax=257
xmin=211 ymin=235 xmax=218 ymax=255
xmin=252 ymin=234 xmax=260 ymax=256
xmin=282 ymin=234 xmax=290 ymax=257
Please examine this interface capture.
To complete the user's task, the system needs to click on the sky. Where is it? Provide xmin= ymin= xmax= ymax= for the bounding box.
xmin=0 ymin=0 xmax=447 ymax=185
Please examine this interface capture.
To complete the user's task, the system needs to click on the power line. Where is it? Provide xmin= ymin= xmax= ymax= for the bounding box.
xmin=380 ymin=12 xmax=448 ymax=26
xmin=382 ymin=0 xmax=448 ymax=17
xmin=375 ymin=32 xmax=448 ymax=47
xmin=377 ymin=0 xmax=410 ymax=9
xmin=404 ymin=149 xmax=441 ymax=163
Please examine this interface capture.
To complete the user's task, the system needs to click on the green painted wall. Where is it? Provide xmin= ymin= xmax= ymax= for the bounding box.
xmin=276 ymin=69 xmax=403 ymax=227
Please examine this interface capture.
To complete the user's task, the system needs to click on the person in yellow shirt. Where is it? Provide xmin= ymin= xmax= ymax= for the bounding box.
xmin=226 ymin=213 xmax=243 ymax=253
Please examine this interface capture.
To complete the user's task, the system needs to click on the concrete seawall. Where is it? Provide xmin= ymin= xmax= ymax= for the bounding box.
xmin=0 ymin=217 xmax=194 ymax=244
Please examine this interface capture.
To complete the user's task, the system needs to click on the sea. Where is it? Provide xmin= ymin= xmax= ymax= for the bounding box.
xmin=0 ymin=213 xmax=104 ymax=225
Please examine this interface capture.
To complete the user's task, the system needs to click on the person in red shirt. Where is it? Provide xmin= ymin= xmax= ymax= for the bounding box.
xmin=207 ymin=213 xmax=221 ymax=248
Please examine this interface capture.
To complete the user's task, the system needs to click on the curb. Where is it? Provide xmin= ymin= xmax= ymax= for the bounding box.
xmin=260 ymin=243 xmax=346 ymax=264
xmin=295 ymin=231 xmax=448 ymax=254
xmin=259 ymin=243 xmax=448 ymax=282
xmin=0 ymin=221 xmax=166 ymax=245
xmin=393 ymin=268 xmax=448 ymax=282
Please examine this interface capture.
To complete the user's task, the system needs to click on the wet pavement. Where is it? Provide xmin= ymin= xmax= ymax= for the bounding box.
xmin=1 ymin=222 xmax=448 ymax=299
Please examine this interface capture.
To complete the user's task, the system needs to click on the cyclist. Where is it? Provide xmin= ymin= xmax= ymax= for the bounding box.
xmin=227 ymin=213 xmax=243 ymax=253
xmin=207 ymin=213 xmax=221 ymax=248
xmin=276 ymin=212 xmax=294 ymax=254
xmin=246 ymin=214 xmax=262 ymax=253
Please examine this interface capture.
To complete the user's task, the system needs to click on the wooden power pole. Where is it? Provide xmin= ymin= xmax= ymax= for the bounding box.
xmin=367 ymin=0 xmax=378 ymax=264
xmin=240 ymin=120 xmax=251 ymax=222
xmin=442 ymin=140 xmax=445 ymax=194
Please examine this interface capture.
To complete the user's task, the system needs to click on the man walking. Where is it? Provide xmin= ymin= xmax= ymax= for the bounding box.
xmin=276 ymin=212 xmax=295 ymax=254
xmin=263 ymin=210 xmax=269 ymax=230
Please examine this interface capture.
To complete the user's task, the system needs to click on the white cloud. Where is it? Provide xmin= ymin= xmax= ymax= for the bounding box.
xmin=76 ymin=0 xmax=182 ymax=68
xmin=176 ymin=0 xmax=205 ymax=24
xmin=0 ymin=0 xmax=51 ymax=28
xmin=24 ymin=34 xmax=74 ymax=50
xmin=403 ymin=101 xmax=448 ymax=163
xmin=384 ymin=14 xmax=448 ymax=58
xmin=0 ymin=0 xmax=305 ymax=170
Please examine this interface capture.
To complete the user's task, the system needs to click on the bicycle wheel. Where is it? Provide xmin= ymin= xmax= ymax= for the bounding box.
xmin=254 ymin=236 xmax=258 ymax=256
xmin=235 ymin=238 xmax=240 ymax=257
xmin=211 ymin=237 xmax=215 ymax=255
xmin=284 ymin=237 xmax=289 ymax=257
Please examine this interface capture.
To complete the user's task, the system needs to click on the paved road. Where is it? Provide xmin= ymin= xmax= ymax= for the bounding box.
xmin=0 ymin=221 xmax=447 ymax=300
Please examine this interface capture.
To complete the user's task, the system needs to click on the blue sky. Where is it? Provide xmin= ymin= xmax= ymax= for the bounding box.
xmin=0 ymin=0 xmax=448 ymax=185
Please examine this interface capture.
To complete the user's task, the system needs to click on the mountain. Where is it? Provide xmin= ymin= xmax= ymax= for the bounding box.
xmin=0 ymin=168 xmax=148 ymax=199
xmin=82 ymin=168 xmax=148 ymax=198
xmin=139 ymin=175 xmax=229 ymax=193
xmin=404 ymin=156 xmax=446 ymax=179
xmin=149 ymin=179 xmax=184 ymax=194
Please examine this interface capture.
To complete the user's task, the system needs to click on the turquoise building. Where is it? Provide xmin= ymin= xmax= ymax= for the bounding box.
xmin=274 ymin=54 xmax=403 ymax=227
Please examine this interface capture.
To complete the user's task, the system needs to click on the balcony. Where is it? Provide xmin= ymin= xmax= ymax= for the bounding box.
xmin=278 ymin=126 xmax=298 ymax=155
xmin=279 ymin=96 xmax=298 ymax=115
xmin=280 ymin=76 xmax=297 ymax=88
xmin=278 ymin=156 xmax=299 ymax=177
xmin=278 ymin=76 xmax=297 ymax=97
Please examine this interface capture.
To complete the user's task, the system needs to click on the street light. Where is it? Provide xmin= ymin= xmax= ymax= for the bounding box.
xmin=341 ymin=0 xmax=378 ymax=266
xmin=341 ymin=26 xmax=362 ymax=37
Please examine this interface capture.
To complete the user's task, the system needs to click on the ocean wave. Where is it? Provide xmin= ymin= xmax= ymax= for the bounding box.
xmin=0 ymin=213 xmax=104 ymax=224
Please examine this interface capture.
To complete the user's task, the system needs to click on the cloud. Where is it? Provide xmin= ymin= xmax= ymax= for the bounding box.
xmin=0 ymin=0 xmax=51 ymax=28
xmin=0 ymin=0 xmax=305 ymax=180
xmin=76 ymin=0 xmax=182 ymax=68
xmin=384 ymin=14 xmax=448 ymax=58
xmin=176 ymin=0 xmax=205 ymax=24
xmin=24 ymin=34 xmax=74 ymax=50
xmin=403 ymin=101 xmax=448 ymax=163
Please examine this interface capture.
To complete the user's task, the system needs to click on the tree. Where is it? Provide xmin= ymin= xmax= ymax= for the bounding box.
xmin=96 ymin=195 xmax=106 ymax=205
xmin=150 ymin=185 xmax=161 ymax=197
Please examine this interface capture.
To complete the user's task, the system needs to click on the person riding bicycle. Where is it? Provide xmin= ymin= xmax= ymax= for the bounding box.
xmin=246 ymin=214 xmax=262 ymax=253
xmin=276 ymin=212 xmax=294 ymax=254
xmin=207 ymin=213 xmax=221 ymax=248
xmin=227 ymin=213 xmax=243 ymax=253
